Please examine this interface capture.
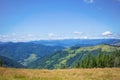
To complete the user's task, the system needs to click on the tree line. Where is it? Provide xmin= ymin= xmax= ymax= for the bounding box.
xmin=75 ymin=50 xmax=120 ymax=68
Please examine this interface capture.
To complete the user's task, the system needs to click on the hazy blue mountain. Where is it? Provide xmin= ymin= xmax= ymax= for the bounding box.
xmin=30 ymin=39 xmax=120 ymax=47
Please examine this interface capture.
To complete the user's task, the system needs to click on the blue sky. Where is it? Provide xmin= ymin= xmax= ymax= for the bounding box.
xmin=0 ymin=0 xmax=120 ymax=42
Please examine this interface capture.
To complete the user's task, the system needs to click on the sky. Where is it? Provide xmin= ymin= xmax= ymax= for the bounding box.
xmin=0 ymin=0 xmax=120 ymax=42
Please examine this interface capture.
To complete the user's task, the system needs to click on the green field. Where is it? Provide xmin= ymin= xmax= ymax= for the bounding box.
xmin=0 ymin=67 xmax=120 ymax=80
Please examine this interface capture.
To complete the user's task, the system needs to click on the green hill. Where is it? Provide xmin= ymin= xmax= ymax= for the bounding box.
xmin=29 ymin=44 xmax=120 ymax=69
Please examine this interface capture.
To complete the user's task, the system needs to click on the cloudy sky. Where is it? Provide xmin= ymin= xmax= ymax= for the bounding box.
xmin=0 ymin=0 xmax=120 ymax=42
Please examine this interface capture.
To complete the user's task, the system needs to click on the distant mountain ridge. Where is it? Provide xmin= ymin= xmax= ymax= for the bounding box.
xmin=30 ymin=39 xmax=120 ymax=47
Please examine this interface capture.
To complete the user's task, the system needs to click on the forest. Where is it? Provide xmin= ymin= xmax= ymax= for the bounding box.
xmin=75 ymin=50 xmax=120 ymax=68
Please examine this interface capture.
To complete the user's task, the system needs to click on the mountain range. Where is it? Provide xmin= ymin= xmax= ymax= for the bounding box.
xmin=0 ymin=39 xmax=120 ymax=69
xmin=30 ymin=39 xmax=120 ymax=47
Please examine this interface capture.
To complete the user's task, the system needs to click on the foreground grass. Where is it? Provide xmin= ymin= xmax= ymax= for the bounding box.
xmin=0 ymin=67 xmax=120 ymax=80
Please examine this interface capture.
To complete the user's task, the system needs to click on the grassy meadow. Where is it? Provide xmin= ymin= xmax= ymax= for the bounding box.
xmin=0 ymin=67 xmax=120 ymax=80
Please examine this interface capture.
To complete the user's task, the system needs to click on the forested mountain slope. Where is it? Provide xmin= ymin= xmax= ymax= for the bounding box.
xmin=0 ymin=55 xmax=24 ymax=68
xmin=29 ymin=44 xmax=120 ymax=69
xmin=0 ymin=42 xmax=64 ymax=66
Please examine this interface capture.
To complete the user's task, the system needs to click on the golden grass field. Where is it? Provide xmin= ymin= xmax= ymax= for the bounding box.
xmin=0 ymin=67 xmax=120 ymax=80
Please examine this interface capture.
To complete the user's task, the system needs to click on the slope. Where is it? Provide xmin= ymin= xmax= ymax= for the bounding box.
xmin=0 ymin=42 xmax=64 ymax=66
xmin=0 ymin=55 xmax=24 ymax=68
xmin=29 ymin=44 xmax=120 ymax=69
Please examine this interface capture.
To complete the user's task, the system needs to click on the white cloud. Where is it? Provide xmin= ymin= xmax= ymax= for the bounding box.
xmin=73 ymin=31 xmax=83 ymax=35
xmin=0 ymin=34 xmax=9 ymax=38
xmin=0 ymin=34 xmax=42 ymax=42
xmin=102 ymin=31 xmax=113 ymax=36
xmin=27 ymin=34 xmax=34 ymax=37
xmin=83 ymin=36 xmax=88 ymax=39
xmin=11 ymin=33 xmax=17 ymax=36
xmin=48 ymin=33 xmax=57 ymax=37
xmin=0 ymin=32 xmax=120 ymax=42
xmin=84 ymin=0 xmax=95 ymax=3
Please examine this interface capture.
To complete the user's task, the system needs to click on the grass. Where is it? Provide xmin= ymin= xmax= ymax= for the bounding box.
xmin=0 ymin=67 xmax=120 ymax=80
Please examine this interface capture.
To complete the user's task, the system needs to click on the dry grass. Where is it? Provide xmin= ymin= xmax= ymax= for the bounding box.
xmin=0 ymin=67 xmax=120 ymax=80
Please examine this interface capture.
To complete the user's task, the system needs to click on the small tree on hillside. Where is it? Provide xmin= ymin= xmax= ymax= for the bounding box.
xmin=0 ymin=59 xmax=3 ymax=67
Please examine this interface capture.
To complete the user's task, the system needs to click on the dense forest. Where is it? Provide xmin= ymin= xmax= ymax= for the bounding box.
xmin=75 ymin=50 xmax=120 ymax=68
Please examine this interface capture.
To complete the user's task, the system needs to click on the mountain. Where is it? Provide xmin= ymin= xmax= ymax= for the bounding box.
xmin=111 ymin=42 xmax=120 ymax=47
xmin=29 ymin=44 xmax=120 ymax=69
xmin=0 ymin=55 xmax=24 ymax=68
xmin=0 ymin=42 xmax=64 ymax=66
xmin=0 ymin=39 xmax=120 ymax=68
xmin=31 ymin=39 xmax=120 ymax=47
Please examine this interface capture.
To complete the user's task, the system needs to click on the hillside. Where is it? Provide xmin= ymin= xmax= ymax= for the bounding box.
xmin=111 ymin=42 xmax=120 ymax=47
xmin=0 ymin=42 xmax=64 ymax=66
xmin=0 ymin=67 xmax=120 ymax=80
xmin=29 ymin=44 xmax=120 ymax=69
xmin=0 ymin=56 xmax=24 ymax=68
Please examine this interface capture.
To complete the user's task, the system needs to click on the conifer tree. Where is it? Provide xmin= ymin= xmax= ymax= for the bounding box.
xmin=0 ymin=59 xmax=3 ymax=67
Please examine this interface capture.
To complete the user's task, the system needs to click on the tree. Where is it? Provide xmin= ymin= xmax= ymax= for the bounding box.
xmin=96 ymin=52 xmax=102 ymax=67
xmin=76 ymin=50 xmax=120 ymax=68
xmin=75 ymin=61 xmax=80 ymax=68
xmin=0 ymin=59 xmax=3 ymax=67
xmin=60 ymin=64 xmax=66 ymax=69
